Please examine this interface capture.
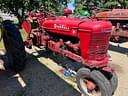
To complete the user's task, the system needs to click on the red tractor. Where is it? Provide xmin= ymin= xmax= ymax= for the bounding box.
xmin=22 ymin=10 xmax=118 ymax=96
xmin=96 ymin=9 xmax=128 ymax=42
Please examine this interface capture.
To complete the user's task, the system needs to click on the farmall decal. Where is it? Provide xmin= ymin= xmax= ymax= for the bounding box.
xmin=54 ymin=24 xmax=70 ymax=30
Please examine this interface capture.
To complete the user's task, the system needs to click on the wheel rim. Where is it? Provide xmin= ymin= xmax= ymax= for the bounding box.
xmin=80 ymin=77 xmax=101 ymax=96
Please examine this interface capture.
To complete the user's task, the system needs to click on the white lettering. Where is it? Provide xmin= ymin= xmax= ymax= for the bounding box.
xmin=54 ymin=24 xmax=70 ymax=30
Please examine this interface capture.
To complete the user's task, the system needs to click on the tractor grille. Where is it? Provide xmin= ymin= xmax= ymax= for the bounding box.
xmin=88 ymin=33 xmax=110 ymax=60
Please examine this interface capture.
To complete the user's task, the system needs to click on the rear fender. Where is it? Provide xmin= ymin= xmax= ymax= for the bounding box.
xmin=22 ymin=20 xmax=32 ymax=48
xmin=21 ymin=20 xmax=32 ymax=40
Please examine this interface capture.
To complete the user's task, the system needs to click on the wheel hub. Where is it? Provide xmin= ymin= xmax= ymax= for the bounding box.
xmin=80 ymin=78 xmax=101 ymax=96
xmin=84 ymin=79 xmax=96 ymax=91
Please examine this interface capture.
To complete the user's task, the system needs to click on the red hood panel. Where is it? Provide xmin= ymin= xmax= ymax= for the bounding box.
xmin=42 ymin=17 xmax=84 ymax=31
xmin=79 ymin=21 xmax=112 ymax=33
xmin=42 ymin=17 xmax=112 ymax=34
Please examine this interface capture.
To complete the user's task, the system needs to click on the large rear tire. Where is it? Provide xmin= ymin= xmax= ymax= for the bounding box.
xmin=101 ymin=70 xmax=118 ymax=94
xmin=76 ymin=68 xmax=112 ymax=96
xmin=2 ymin=20 xmax=26 ymax=72
xmin=109 ymin=71 xmax=118 ymax=94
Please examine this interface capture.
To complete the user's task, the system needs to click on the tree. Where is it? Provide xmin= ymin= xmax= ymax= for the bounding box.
xmin=0 ymin=0 xmax=65 ymax=22
xmin=0 ymin=0 xmax=39 ymax=23
xmin=39 ymin=0 xmax=70 ymax=15
xmin=96 ymin=0 xmax=128 ymax=9
xmin=74 ymin=0 xmax=128 ymax=13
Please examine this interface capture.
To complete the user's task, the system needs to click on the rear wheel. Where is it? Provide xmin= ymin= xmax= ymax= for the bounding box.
xmin=2 ymin=20 xmax=26 ymax=71
xmin=76 ymin=68 xmax=112 ymax=96
xmin=109 ymin=71 xmax=118 ymax=94
xmin=101 ymin=70 xmax=118 ymax=94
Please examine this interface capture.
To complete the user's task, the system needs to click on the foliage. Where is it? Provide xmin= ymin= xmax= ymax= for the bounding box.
xmin=81 ymin=0 xmax=128 ymax=9
xmin=0 ymin=0 xmax=65 ymax=21
xmin=0 ymin=0 xmax=128 ymax=21
xmin=0 ymin=0 xmax=32 ymax=22
xmin=73 ymin=0 xmax=128 ymax=17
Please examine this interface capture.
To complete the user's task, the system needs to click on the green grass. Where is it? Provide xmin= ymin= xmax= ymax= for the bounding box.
xmin=0 ymin=29 xmax=5 ymax=49
xmin=20 ymin=29 xmax=26 ymax=41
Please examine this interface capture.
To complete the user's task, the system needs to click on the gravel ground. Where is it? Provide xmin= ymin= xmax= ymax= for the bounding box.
xmin=0 ymin=42 xmax=128 ymax=96
xmin=109 ymin=42 xmax=128 ymax=96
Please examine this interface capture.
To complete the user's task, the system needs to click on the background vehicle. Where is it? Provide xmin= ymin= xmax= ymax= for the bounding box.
xmin=96 ymin=9 xmax=128 ymax=42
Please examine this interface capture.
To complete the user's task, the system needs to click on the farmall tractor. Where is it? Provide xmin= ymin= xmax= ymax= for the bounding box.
xmin=21 ymin=9 xmax=118 ymax=96
xmin=96 ymin=9 xmax=128 ymax=42
xmin=2 ymin=9 xmax=115 ymax=96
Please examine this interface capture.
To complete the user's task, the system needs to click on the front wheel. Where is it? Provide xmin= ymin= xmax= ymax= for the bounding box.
xmin=76 ymin=68 xmax=112 ymax=96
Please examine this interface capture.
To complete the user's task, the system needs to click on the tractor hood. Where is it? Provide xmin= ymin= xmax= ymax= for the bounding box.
xmin=78 ymin=20 xmax=112 ymax=33
xmin=42 ymin=17 xmax=112 ymax=37
xmin=42 ymin=17 xmax=85 ymax=31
